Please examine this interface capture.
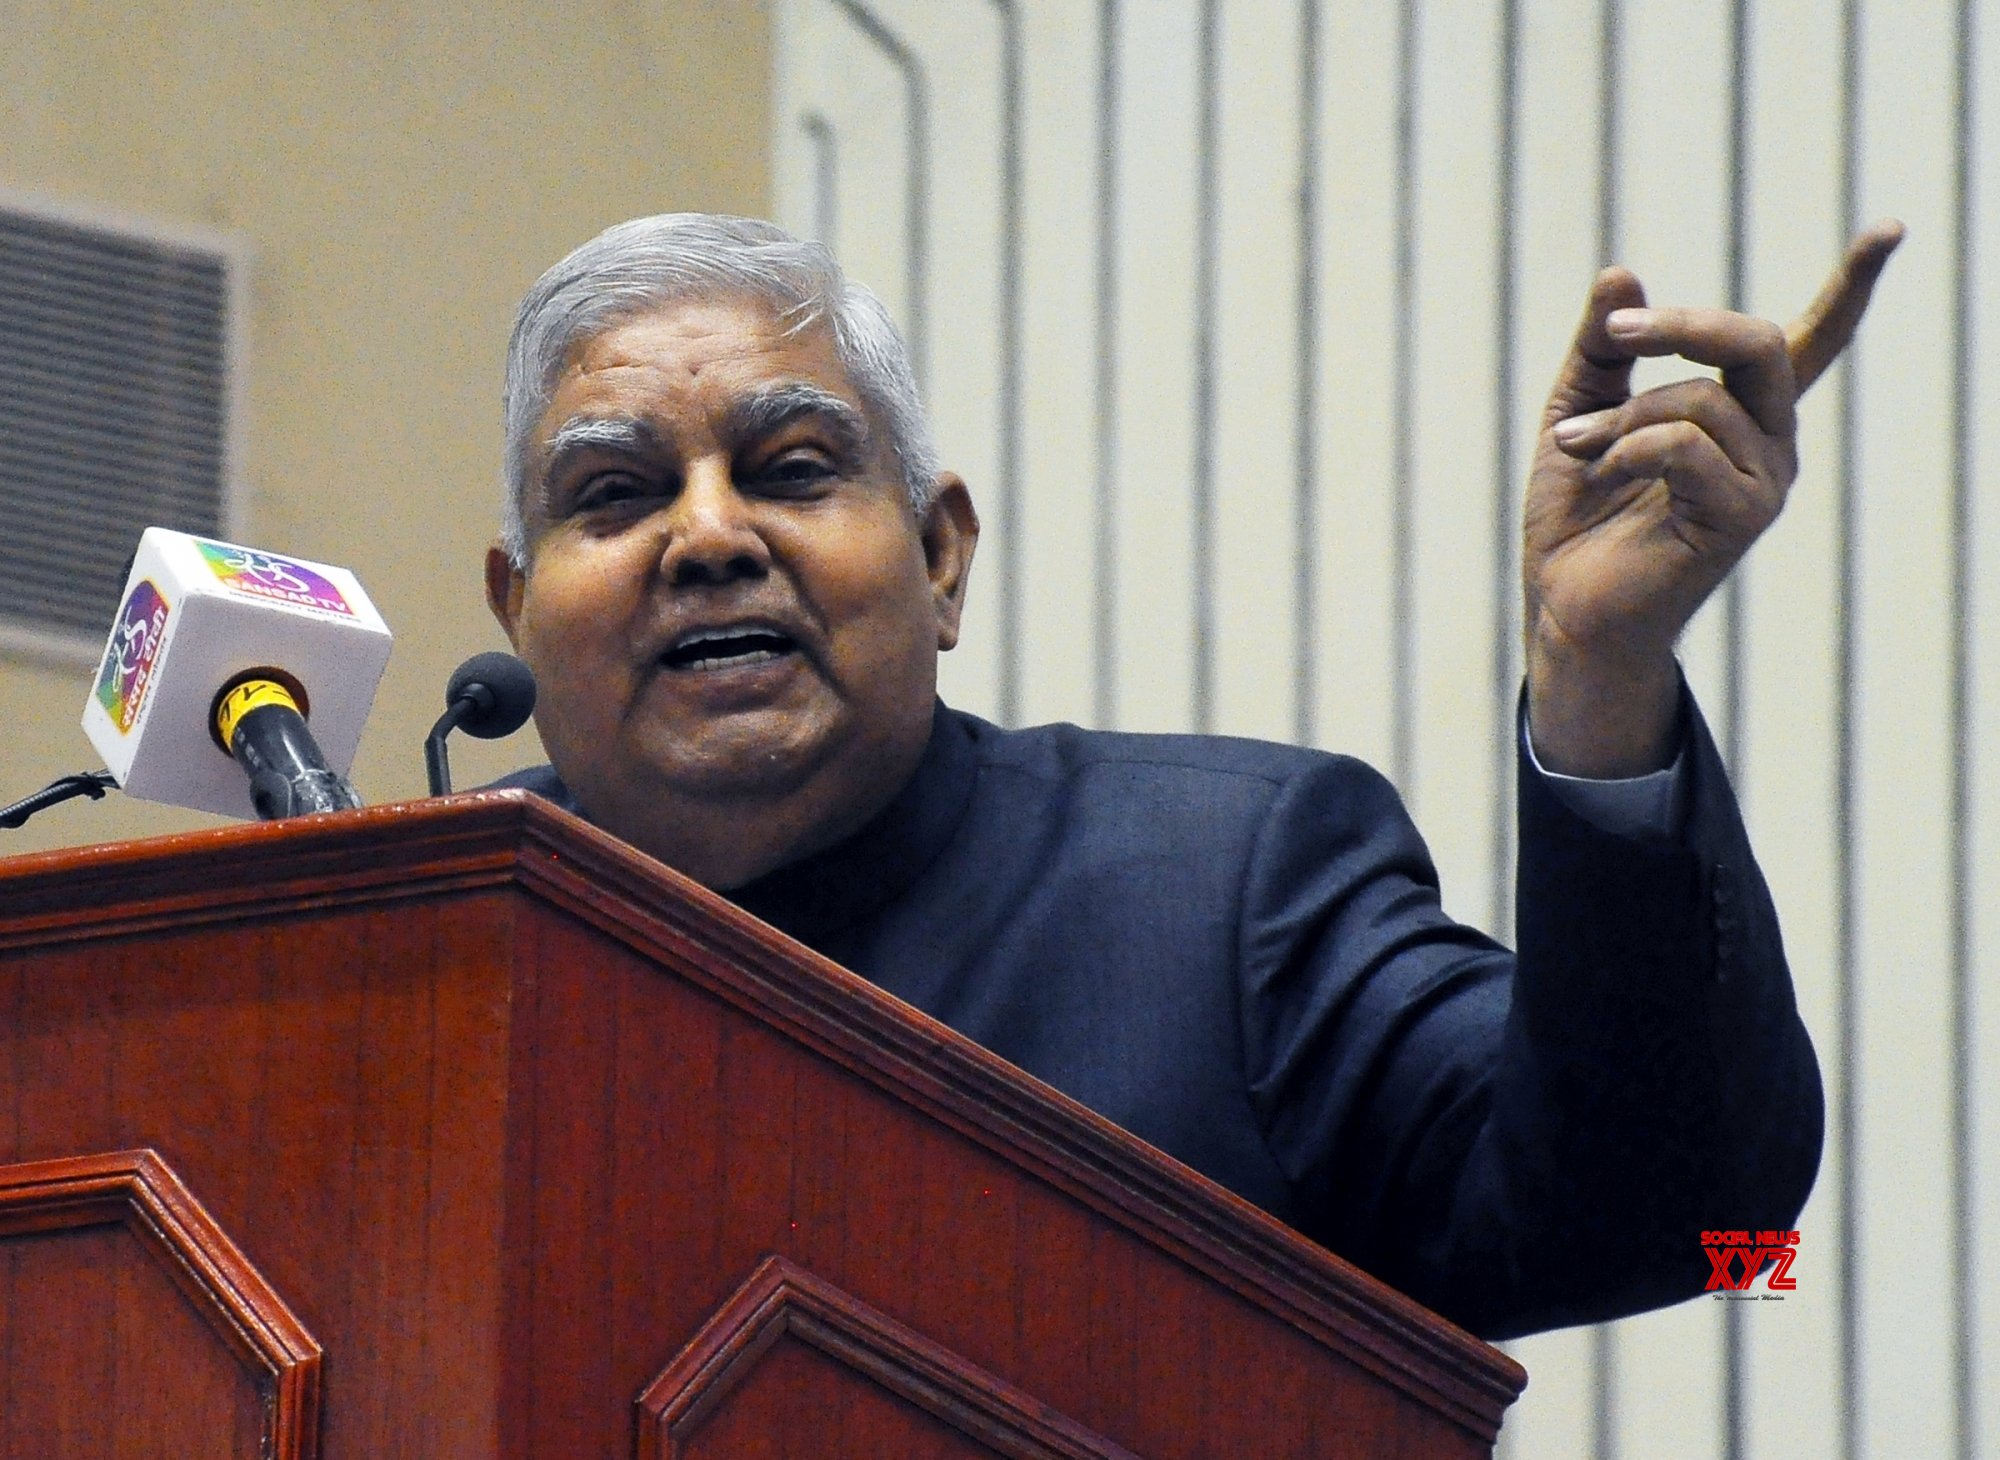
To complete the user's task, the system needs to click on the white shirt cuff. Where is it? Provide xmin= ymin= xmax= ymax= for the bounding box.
xmin=1522 ymin=717 xmax=1686 ymax=839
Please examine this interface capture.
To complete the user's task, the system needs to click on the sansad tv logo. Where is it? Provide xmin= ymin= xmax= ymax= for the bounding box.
xmin=1701 ymin=1228 xmax=1800 ymax=1299
xmin=93 ymin=579 xmax=171 ymax=734
xmin=196 ymin=540 xmax=355 ymax=617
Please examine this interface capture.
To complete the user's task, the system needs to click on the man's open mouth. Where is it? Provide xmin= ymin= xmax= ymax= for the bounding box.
xmin=660 ymin=626 xmax=799 ymax=672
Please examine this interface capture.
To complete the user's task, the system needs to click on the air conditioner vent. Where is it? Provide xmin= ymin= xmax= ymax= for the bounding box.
xmin=0 ymin=203 xmax=234 ymax=651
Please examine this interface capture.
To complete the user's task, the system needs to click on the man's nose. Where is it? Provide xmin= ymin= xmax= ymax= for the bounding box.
xmin=659 ymin=460 xmax=770 ymax=587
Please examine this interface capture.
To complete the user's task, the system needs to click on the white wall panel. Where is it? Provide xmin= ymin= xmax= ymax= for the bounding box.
xmin=890 ymin=0 xmax=1011 ymax=724
xmin=1308 ymin=0 xmax=1400 ymax=770
xmin=1855 ymin=2 xmax=1964 ymax=1453
xmin=1016 ymin=0 xmax=1102 ymax=728
xmin=1497 ymin=1329 xmax=1594 ymax=1459
xmin=775 ymin=1 xmax=920 ymax=340
xmin=1407 ymin=0 xmax=1506 ymax=927
xmin=773 ymin=3 xmax=2000 ymax=1454
xmin=1108 ymin=2 xmax=1202 ymax=732
xmin=1502 ymin=0 xmax=1607 ymax=955
xmin=1210 ymin=0 xmax=1303 ymax=743
xmin=1974 ymin=11 xmax=2000 ymax=1456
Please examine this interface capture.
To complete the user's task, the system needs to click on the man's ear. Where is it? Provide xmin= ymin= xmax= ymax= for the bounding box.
xmin=485 ymin=543 xmax=526 ymax=645
xmin=920 ymin=474 xmax=979 ymax=651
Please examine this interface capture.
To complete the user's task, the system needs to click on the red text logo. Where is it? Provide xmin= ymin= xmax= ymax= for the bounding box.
xmin=1700 ymin=1229 xmax=1799 ymax=1294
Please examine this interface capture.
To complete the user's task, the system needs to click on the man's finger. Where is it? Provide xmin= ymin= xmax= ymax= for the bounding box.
xmin=1553 ymin=377 xmax=1774 ymax=477
xmin=1544 ymin=266 xmax=1649 ymax=425
xmin=1603 ymin=307 xmax=1795 ymax=438
xmin=1787 ymin=219 xmax=1905 ymax=393
xmin=1584 ymin=421 xmax=1776 ymax=534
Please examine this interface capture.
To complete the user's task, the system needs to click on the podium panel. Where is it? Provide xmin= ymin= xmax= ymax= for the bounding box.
xmin=639 ymin=1256 xmax=1142 ymax=1458
xmin=0 ymin=794 xmax=1523 ymax=1457
xmin=0 ymin=1150 xmax=320 ymax=1460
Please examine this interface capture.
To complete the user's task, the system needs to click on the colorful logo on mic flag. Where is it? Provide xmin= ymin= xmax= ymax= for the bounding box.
xmin=94 ymin=578 xmax=171 ymax=734
xmin=196 ymin=539 xmax=355 ymax=617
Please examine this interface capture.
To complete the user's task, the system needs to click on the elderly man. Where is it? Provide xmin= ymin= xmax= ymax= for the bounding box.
xmin=487 ymin=213 xmax=1897 ymax=1339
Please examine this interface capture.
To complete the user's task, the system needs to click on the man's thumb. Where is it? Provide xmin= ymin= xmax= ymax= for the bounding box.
xmin=1545 ymin=266 xmax=1647 ymax=425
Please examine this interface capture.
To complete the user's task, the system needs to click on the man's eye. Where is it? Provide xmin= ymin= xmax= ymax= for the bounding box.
xmin=752 ymin=453 xmax=837 ymax=494
xmin=573 ymin=471 xmax=650 ymax=510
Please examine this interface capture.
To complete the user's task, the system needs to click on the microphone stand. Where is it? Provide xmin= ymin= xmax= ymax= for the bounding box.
xmin=424 ymin=701 xmax=476 ymax=796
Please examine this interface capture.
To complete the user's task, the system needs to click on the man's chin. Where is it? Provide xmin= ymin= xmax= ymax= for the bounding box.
xmin=624 ymin=716 xmax=841 ymax=800
xmin=562 ymin=736 xmax=857 ymax=888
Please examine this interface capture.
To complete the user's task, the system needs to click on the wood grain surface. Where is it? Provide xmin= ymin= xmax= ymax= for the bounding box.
xmin=0 ymin=794 xmax=1523 ymax=1457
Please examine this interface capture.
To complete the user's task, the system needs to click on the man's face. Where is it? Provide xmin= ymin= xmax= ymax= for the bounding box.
xmin=487 ymin=294 xmax=977 ymax=887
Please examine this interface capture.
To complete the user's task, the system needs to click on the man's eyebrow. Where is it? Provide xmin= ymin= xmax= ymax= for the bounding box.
xmin=726 ymin=382 xmax=870 ymax=455
xmin=541 ymin=415 xmax=664 ymax=481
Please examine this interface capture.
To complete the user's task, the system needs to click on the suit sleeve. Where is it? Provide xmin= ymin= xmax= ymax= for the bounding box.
xmin=1236 ymin=689 xmax=1821 ymax=1339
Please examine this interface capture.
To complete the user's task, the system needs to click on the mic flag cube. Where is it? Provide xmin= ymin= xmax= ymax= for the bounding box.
xmin=81 ymin=528 xmax=394 ymax=818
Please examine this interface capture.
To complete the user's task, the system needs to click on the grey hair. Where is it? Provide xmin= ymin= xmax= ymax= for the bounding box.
xmin=501 ymin=213 xmax=941 ymax=566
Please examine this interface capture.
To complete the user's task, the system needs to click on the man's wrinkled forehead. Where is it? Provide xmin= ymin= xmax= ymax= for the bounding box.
xmin=556 ymin=289 xmax=836 ymax=391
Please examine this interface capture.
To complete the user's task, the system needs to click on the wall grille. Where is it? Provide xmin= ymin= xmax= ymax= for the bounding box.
xmin=0 ymin=202 xmax=233 ymax=650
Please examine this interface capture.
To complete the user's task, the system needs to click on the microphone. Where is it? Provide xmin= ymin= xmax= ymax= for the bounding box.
xmin=212 ymin=671 xmax=363 ymax=819
xmin=81 ymin=528 xmax=393 ymax=820
xmin=425 ymin=652 xmax=537 ymax=795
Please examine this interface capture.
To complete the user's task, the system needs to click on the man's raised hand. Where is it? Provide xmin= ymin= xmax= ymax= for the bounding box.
xmin=1521 ymin=221 xmax=1903 ymax=779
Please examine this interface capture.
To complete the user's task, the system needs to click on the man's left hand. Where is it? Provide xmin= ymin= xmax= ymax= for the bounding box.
xmin=1523 ymin=221 xmax=1904 ymax=778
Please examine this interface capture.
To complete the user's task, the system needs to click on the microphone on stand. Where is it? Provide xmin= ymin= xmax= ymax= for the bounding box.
xmin=81 ymin=528 xmax=393 ymax=821
xmin=425 ymin=652 xmax=537 ymax=795
xmin=210 ymin=670 xmax=362 ymax=819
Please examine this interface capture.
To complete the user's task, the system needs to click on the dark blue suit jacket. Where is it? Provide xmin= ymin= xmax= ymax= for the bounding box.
xmin=496 ymin=697 xmax=1819 ymax=1339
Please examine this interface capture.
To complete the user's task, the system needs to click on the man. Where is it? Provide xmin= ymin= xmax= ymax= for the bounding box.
xmin=487 ymin=212 xmax=1899 ymax=1339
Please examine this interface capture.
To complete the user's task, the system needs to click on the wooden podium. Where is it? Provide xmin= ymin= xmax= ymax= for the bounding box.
xmin=0 ymin=793 xmax=1524 ymax=1457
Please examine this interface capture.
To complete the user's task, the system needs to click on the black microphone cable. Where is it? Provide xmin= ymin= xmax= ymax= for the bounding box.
xmin=0 ymin=771 xmax=118 ymax=831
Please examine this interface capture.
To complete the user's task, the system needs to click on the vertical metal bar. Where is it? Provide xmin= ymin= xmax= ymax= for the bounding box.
xmin=1720 ymin=0 xmax=1751 ymax=1451
xmin=1833 ymin=2 xmax=1864 ymax=1455
xmin=988 ymin=0 xmax=1025 ymax=725
xmin=1721 ymin=0 xmax=1751 ymax=758
xmin=1190 ymin=0 xmax=1222 ymax=733
xmin=1947 ymin=3 xmax=1976 ymax=1454
xmin=1490 ymin=0 xmax=1521 ymax=940
xmin=1093 ymin=0 xmax=1122 ymax=730
xmin=1293 ymin=0 xmax=1322 ymax=747
xmin=1590 ymin=0 xmax=1623 ymax=1451
xmin=1388 ymin=0 xmax=1421 ymax=786
xmin=1597 ymin=0 xmax=1622 ymax=266
xmin=800 ymin=111 xmax=839 ymax=249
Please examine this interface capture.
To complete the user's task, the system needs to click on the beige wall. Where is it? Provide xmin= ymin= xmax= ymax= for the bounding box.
xmin=0 ymin=0 xmax=771 ymax=854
